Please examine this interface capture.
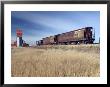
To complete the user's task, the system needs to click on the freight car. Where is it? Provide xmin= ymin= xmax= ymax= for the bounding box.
xmin=36 ymin=27 xmax=95 ymax=45
xmin=43 ymin=36 xmax=57 ymax=45
xmin=36 ymin=40 xmax=43 ymax=46
xmin=57 ymin=27 xmax=94 ymax=44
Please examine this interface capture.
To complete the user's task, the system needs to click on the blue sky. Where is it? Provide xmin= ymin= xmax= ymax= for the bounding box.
xmin=11 ymin=11 xmax=100 ymax=45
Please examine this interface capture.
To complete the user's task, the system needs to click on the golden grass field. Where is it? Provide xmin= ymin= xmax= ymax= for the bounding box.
xmin=11 ymin=44 xmax=100 ymax=77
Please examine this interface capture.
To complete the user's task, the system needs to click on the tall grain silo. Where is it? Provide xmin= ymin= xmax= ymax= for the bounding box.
xmin=16 ymin=29 xmax=23 ymax=47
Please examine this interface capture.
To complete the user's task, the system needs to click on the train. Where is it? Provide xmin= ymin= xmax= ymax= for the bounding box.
xmin=36 ymin=27 xmax=95 ymax=45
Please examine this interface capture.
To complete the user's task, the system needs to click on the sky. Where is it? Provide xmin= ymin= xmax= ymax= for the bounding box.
xmin=11 ymin=11 xmax=100 ymax=45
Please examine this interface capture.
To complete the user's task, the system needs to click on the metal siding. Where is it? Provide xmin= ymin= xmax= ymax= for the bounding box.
xmin=17 ymin=37 xmax=22 ymax=47
xmin=19 ymin=37 xmax=22 ymax=46
xmin=57 ymin=31 xmax=74 ymax=42
xmin=43 ymin=37 xmax=49 ymax=45
xmin=74 ymin=30 xmax=78 ymax=40
xmin=77 ymin=29 xmax=84 ymax=40
xmin=57 ymin=34 xmax=64 ymax=42
xmin=17 ymin=37 xmax=19 ymax=47
xmin=50 ymin=36 xmax=55 ymax=43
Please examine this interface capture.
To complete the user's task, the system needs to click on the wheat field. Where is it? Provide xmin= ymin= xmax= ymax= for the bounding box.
xmin=11 ymin=44 xmax=100 ymax=77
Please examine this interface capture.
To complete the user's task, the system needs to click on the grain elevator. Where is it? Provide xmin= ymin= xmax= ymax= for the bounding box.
xmin=16 ymin=29 xmax=23 ymax=47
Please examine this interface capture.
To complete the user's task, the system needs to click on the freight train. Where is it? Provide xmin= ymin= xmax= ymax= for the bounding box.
xmin=36 ymin=27 xmax=95 ymax=45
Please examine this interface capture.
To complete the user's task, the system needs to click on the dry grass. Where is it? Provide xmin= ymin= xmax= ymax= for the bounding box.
xmin=11 ymin=44 xmax=100 ymax=77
